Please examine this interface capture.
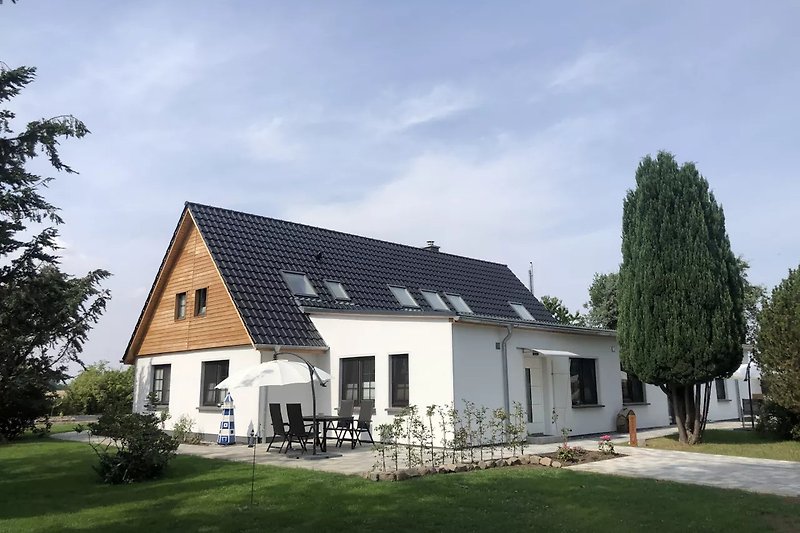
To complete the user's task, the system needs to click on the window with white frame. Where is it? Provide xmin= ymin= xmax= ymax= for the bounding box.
xmin=151 ymin=364 xmax=171 ymax=405
xmin=324 ymin=280 xmax=350 ymax=301
xmin=389 ymin=286 xmax=419 ymax=308
xmin=420 ymin=290 xmax=449 ymax=311
xmin=282 ymin=271 xmax=318 ymax=296
xmin=510 ymin=302 xmax=535 ymax=321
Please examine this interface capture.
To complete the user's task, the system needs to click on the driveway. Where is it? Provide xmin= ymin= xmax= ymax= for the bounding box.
xmin=570 ymin=446 xmax=800 ymax=497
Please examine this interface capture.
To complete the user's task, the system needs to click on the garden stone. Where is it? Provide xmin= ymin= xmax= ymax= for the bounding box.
xmin=368 ymin=471 xmax=380 ymax=481
xmin=477 ymin=461 xmax=489 ymax=470
xmin=530 ymin=455 xmax=542 ymax=464
xmin=494 ymin=459 xmax=505 ymax=468
xmin=406 ymin=467 xmax=421 ymax=478
xmin=551 ymin=461 xmax=563 ymax=468
xmin=509 ymin=457 xmax=522 ymax=466
xmin=540 ymin=457 xmax=552 ymax=467
xmin=454 ymin=464 xmax=469 ymax=473
xmin=396 ymin=470 xmax=410 ymax=481
xmin=519 ymin=456 xmax=530 ymax=465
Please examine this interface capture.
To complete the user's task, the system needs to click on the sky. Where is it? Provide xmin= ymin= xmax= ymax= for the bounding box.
xmin=2 ymin=2 xmax=799 ymax=370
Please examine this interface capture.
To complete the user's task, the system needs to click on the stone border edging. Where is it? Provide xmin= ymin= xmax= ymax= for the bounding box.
xmin=365 ymin=454 xmax=563 ymax=481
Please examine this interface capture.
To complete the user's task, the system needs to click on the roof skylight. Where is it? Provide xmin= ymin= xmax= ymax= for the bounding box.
xmin=389 ymin=286 xmax=419 ymax=308
xmin=510 ymin=302 xmax=535 ymax=321
xmin=421 ymin=290 xmax=449 ymax=311
xmin=444 ymin=293 xmax=473 ymax=314
xmin=325 ymin=280 xmax=350 ymax=301
xmin=282 ymin=271 xmax=318 ymax=297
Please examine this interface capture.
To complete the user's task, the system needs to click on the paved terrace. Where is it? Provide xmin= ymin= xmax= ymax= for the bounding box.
xmin=52 ymin=421 xmax=800 ymax=497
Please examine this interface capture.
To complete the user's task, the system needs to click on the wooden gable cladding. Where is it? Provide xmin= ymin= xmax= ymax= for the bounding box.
xmin=133 ymin=215 xmax=252 ymax=357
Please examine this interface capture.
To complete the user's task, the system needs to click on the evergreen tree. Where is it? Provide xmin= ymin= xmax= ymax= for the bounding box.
xmin=0 ymin=65 xmax=110 ymax=440
xmin=584 ymin=272 xmax=619 ymax=330
xmin=756 ymin=265 xmax=800 ymax=437
xmin=540 ymin=295 xmax=585 ymax=326
xmin=619 ymin=151 xmax=744 ymax=444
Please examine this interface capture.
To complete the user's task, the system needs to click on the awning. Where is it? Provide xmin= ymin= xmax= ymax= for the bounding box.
xmin=520 ymin=348 xmax=579 ymax=358
xmin=731 ymin=361 xmax=761 ymax=381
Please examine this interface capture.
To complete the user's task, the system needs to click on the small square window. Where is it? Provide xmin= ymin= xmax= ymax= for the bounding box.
xmin=389 ymin=286 xmax=419 ymax=308
xmin=325 ymin=280 xmax=350 ymax=301
xmin=444 ymin=293 xmax=473 ymax=314
xmin=510 ymin=302 xmax=535 ymax=321
xmin=282 ymin=271 xmax=317 ymax=296
xmin=194 ymin=288 xmax=207 ymax=316
xmin=175 ymin=292 xmax=187 ymax=320
xmin=421 ymin=290 xmax=449 ymax=311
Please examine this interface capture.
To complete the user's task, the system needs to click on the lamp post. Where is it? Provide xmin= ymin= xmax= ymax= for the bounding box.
xmin=273 ymin=351 xmax=328 ymax=455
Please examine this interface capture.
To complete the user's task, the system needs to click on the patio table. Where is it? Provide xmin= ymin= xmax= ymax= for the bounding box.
xmin=303 ymin=415 xmax=353 ymax=452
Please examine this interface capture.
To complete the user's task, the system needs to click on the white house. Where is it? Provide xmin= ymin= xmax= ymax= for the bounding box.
xmin=124 ymin=202 xmax=742 ymax=441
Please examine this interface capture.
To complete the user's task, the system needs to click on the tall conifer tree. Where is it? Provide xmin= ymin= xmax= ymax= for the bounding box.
xmin=619 ymin=152 xmax=744 ymax=444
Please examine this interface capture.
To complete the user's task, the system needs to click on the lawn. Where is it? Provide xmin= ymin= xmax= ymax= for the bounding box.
xmin=1 ymin=438 xmax=799 ymax=533
xmin=644 ymin=429 xmax=800 ymax=462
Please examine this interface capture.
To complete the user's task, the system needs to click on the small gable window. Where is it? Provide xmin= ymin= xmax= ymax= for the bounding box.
xmin=282 ymin=271 xmax=318 ymax=296
xmin=195 ymin=288 xmax=208 ymax=316
xmin=510 ymin=302 xmax=534 ymax=321
xmin=325 ymin=280 xmax=350 ymax=301
xmin=445 ymin=293 xmax=473 ymax=314
xmin=421 ymin=290 xmax=449 ymax=311
xmin=175 ymin=292 xmax=187 ymax=320
xmin=389 ymin=286 xmax=419 ymax=308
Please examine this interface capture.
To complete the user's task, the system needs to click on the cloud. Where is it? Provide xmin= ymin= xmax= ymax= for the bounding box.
xmin=372 ymin=84 xmax=478 ymax=132
xmin=242 ymin=118 xmax=304 ymax=162
xmin=548 ymin=48 xmax=633 ymax=92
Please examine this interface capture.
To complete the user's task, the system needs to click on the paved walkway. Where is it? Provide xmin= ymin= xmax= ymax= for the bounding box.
xmin=571 ymin=446 xmax=800 ymax=497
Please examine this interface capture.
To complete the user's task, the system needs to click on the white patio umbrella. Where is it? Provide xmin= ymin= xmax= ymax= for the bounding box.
xmin=730 ymin=358 xmax=761 ymax=429
xmin=215 ymin=360 xmax=331 ymax=390
xmin=215 ymin=355 xmax=331 ymax=455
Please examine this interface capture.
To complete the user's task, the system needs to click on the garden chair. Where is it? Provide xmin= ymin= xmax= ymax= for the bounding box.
xmin=266 ymin=403 xmax=290 ymax=452
xmin=349 ymin=399 xmax=375 ymax=448
xmin=334 ymin=399 xmax=355 ymax=447
xmin=285 ymin=403 xmax=316 ymax=453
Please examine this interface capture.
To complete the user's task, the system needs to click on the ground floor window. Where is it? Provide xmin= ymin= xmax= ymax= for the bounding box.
xmin=341 ymin=356 xmax=375 ymax=406
xmin=715 ymin=378 xmax=727 ymax=400
xmin=621 ymin=370 xmax=645 ymax=404
xmin=151 ymin=364 xmax=171 ymax=405
xmin=570 ymin=358 xmax=598 ymax=406
xmin=390 ymin=354 xmax=409 ymax=407
xmin=525 ymin=368 xmax=533 ymax=423
xmin=201 ymin=360 xmax=229 ymax=406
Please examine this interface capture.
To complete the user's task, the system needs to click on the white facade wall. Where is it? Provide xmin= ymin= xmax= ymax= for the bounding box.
xmin=309 ymin=314 xmax=454 ymax=431
xmin=134 ymin=345 xmax=265 ymax=439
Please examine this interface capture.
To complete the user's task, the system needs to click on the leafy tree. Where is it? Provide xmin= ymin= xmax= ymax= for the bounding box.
xmin=62 ymin=362 xmax=134 ymax=415
xmin=737 ymin=257 xmax=767 ymax=346
xmin=755 ymin=265 xmax=800 ymax=439
xmin=0 ymin=65 xmax=110 ymax=440
xmin=619 ymin=151 xmax=744 ymax=445
xmin=584 ymin=272 xmax=619 ymax=329
xmin=540 ymin=295 xmax=585 ymax=326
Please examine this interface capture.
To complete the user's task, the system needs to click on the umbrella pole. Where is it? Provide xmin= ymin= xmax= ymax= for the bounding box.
xmin=747 ymin=361 xmax=754 ymax=430
xmin=310 ymin=364 xmax=318 ymax=455
xmin=250 ymin=428 xmax=256 ymax=506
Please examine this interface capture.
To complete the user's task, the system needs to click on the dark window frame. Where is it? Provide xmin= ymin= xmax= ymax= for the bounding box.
xmin=715 ymin=378 xmax=728 ymax=400
xmin=194 ymin=287 xmax=207 ymax=316
xmin=525 ymin=367 xmax=533 ymax=423
xmin=570 ymin=358 xmax=598 ymax=406
xmin=201 ymin=360 xmax=230 ymax=407
xmin=390 ymin=354 xmax=409 ymax=408
xmin=151 ymin=364 xmax=171 ymax=405
xmin=621 ymin=370 xmax=645 ymax=404
xmin=340 ymin=356 xmax=376 ymax=407
xmin=175 ymin=292 xmax=187 ymax=320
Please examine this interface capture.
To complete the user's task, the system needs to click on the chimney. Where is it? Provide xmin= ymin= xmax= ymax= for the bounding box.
xmin=423 ymin=240 xmax=440 ymax=252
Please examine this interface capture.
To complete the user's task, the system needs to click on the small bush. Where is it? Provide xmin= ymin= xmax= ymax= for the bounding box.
xmin=172 ymin=414 xmax=202 ymax=444
xmin=598 ymin=434 xmax=615 ymax=454
xmin=757 ymin=401 xmax=800 ymax=441
xmin=556 ymin=444 xmax=586 ymax=463
xmin=89 ymin=411 xmax=179 ymax=484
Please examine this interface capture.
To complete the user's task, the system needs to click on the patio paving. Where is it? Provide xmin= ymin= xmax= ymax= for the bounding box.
xmin=52 ymin=420 xmax=800 ymax=497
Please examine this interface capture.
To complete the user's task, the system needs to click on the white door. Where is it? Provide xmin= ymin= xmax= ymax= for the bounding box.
xmin=524 ymin=356 xmax=546 ymax=435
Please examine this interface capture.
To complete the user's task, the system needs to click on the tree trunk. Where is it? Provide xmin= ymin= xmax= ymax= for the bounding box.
xmin=670 ymin=384 xmax=689 ymax=444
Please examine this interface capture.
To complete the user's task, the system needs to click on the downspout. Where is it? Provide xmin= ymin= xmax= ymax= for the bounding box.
xmin=500 ymin=324 xmax=514 ymax=419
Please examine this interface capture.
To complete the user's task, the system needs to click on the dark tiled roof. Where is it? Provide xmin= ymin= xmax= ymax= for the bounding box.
xmin=188 ymin=202 xmax=557 ymax=347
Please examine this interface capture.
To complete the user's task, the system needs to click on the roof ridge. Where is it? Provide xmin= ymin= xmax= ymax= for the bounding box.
xmin=185 ymin=201 xmax=510 ymax=268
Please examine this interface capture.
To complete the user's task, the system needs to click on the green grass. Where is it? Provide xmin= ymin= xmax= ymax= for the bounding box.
xmin=644 ymin=429 xmax=800 ymax=462
xmin=1 ymin=438 xmax=798 ymax=533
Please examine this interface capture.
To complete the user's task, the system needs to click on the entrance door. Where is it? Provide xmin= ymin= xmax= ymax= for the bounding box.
xmin=524 ymin=356 xmax=546 ymax=435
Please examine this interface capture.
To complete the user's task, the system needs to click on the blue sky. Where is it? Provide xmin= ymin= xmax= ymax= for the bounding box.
xmin=2 ymin=2 xmax=799 ymax=369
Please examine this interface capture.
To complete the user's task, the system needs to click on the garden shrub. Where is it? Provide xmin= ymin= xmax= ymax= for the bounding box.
xmin=89 ymin=411 xmax=179 ymax=484
xmin=757 ymin=401 xmax=800 ymax=441
xmin=172 ymin=414 xmax=202 ymax=444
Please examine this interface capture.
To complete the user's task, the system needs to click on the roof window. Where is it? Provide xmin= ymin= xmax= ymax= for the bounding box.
xmin=421 ymin=290 xmax=449 ymax=311
xmin=325 ymin=280 xmax=350 ymax=301
xmin=444 ymin=293 xmax=473 ymax=314
xmin=389 ymin=286 xmax=419 ymax=308
xmin=509 ymin=302 xmax=535 ymax=321
xmin=282 ymin=271 xmax=318 ymax=297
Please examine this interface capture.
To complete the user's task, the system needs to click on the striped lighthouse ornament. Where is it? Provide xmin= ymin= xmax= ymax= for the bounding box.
xmin=217 ymin=392 xmax=236 ymax=445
